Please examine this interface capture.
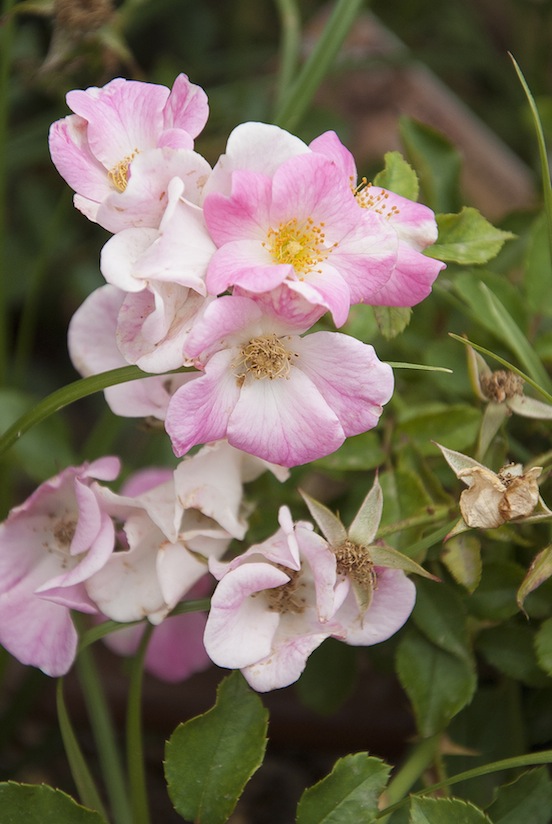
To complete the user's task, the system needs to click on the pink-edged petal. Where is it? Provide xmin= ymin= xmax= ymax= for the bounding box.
xmin=370 ymin=242 xmax=445 ymax=307
xmin=295 ymin=332 xmax=394 ymax=435
xmin=227 ymin=368 xmax=345 ymax=466
xmin=203 ymin=122 xmax=309 ymax=197
xmin=67 ymin=79 xmax=169 ymax=168
xmin=184 ymin=294 xmax=265 ymax=360
xmin=332 ymin=214 xmax=398 ymax=304
xmin=162 ymin=73 xmax=209 ymax=139
xmin=49 ymin=116 xmax=109 ymax=202
xmin=165 ymin=350 xmax=240 ymax=456
xmin=101 ymin=227 xmax=159 ymax=292
xmin=36 ymin=583 xmax=98 ymax=614
xmin=309 ymin=130 xmax=357 ymax=181
xmin=295 ymin=525 xmax=338 ymax=622
xmin=237 ymin=286 xmax=325 ymax=331
xmin=156 ymin=542 xmax=210 ymax=611
xmin=157 ymin=129 xmax=194 ymax=150
xmin=269 ymin=153 xmax=359 ymax=237
xmin=335 ymin=568 xmax=416 ymax=645
xmin=286 ymin=262 xmax=351 ymax=327
xmin=37 ymin=512 xmax=115 ymax=591
xmin=206 ymin=240 xmax=290 ymax=296
xmin=204 ymin=562 xmax=289 ymax=668
xmin=363 ymin=187 xmax=439 ymax=250
xmin=204 ymin=170 xmax=273 ymax=245
xmin=242 ymin=631 xmax=330 ymax=692
xmin=105 ymin=373 xmax=193 ymax=421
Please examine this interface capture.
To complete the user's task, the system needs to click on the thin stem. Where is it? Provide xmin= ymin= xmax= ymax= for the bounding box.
xmin=56 ymin=678 xmax=108 ymax=818
xmin=127 ymin=623 xmax=154 ymax=824
xmin=380 ymin=734 xmax=440 ymax=819
xmin=76 ymin=640 xmax=133 ymax=824
xmin=0 ymin=364 xmax=195 ymax=459
xmin=0 ymin=0 xmax=17 ymax=387
xmin=274 ymin=0 xmax=366 ymax=131
xmin=274 ymin=0 xmax=302 ymax=111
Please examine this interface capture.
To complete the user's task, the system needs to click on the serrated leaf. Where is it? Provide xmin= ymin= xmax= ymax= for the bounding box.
xmin=486 ymin=767 xmax=552 ymax=824
xmin=412 ymin=578 xmax=472 ymax=663
xmin=410 ymin=795 xmax=491 ymax=823
xmin=441 ymin=533 xmax=482 ymax=593
xmin=399 ymin=117 xmax=462 ymax=213
xmin=164 ymin=671 xmax=268 ymax=824
xmin=373 ymin=305 xmax=412 ymax=339
xmin=396 ymin=629 xmax=476 ymax=736
xmin=535 ymin=617 xmax=552 ymax=677
xmin=517 ymin=545 xmax=552 ymax=610
xmin=296 ymin=753 xmax=390 ymax=824
xmin=0 ymin=783 xmax=107 ymax=823
xmin=373 ymin=151 xmax=419 ymax=200
xmin=426 ymin=208 xmax=514 ymax=264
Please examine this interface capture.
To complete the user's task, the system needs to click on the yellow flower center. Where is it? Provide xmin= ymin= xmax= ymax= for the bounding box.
xmin=233 ymin=334 xmax=297 ymax=384
xmin=108 ymin=150 xmax=138 ymax=192
xmin=353 ymin=177 xmax=400 ymax=219
xmin=265 ymin=217 xmax=335 ymax=275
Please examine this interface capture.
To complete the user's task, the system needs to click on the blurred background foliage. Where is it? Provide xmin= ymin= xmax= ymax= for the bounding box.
xmin=3 ymin=1 xmax=552 ymax=818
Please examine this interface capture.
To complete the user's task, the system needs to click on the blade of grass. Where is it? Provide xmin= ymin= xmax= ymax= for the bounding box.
xmin=274 ymin=0 xmax=302 ymax=111
xmin=273 ymin=0 xmax=366 ymax=131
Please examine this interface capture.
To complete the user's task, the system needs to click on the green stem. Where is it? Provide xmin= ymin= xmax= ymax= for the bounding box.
xmin=76 ymin=641 xmax=133 ymax=824
xmin=0 ymin=365 xmax=195 ymax=458
xmin=56 ymin=678 xmax=108 ymax=818
xmin=127 ymin=623 xmax=154 ymax=824
xmin=274 ymin=0 xmax=302 ymax=111
xmin=376 ymin=749 xmax=552 ymax=819
xmin=274 ymin=0 xmax=366 ymax=131
xmin=0 ymin=0 xmax=17 ymax=387
xmin=376 ymin=506 xmax=450 ymax=539
xmin=380 ymin=734 xmax=440 ymax=818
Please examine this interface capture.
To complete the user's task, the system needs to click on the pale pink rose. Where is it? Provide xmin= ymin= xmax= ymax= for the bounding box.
xmin=310 ymin=131 xmax=445 ymax=306
xmin=49 ymin=74 xmax=209 ymax=231
xmin=203 ymin=147 xmax=398 ymax=326
xmin=204 ymin=506 xmax=345 ymax=691
xmin=101 ymin=577 xmax=213 ymax=683
xmin=67 ymin=284 xmax=197 ymax=418
xmin=165 ymin=295 xmax=394 ymax=467
xmin=0 ymin=458 xmax=120 ymax=676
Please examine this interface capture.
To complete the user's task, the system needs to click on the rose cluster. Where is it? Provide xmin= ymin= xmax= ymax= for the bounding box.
xmin=50 ymin=73 xmax=445 ymax=468
xmin=0 ymin=74 xmax=443 ymax=690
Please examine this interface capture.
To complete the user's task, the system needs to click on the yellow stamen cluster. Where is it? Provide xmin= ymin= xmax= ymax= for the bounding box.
xmin=352 ymin=177 xmax=400 ymax=219
xmin=233 ymin=334 xmax=296 ymax=384
xmin=108 ymin=150 xmax=138 ymax=192
xmin=265 ymin=217 xmax=335 ymax=275
xmin=334 ymin=539 xmax=378 ymax=590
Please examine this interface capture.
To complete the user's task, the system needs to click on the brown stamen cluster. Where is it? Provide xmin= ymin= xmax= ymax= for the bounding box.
xmin=265 ymin=218 xmax=335 ymax=275
xmin=353 ymin=177 xmax=400 ymax=219
xmin=233 ymin=334 xmax=296 ymax=383
xmin=266 ymin=567 xmax=306 ymax=614
xmin=333 ymin=539 xmax=377 ymax=590
xmin=480 ymin=370 xmax=524 ymax=403
xmin=108 ymin=150 xmax=138 ymax=192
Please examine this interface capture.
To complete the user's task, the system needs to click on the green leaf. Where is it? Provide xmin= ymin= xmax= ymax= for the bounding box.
xmin=517 ymin=545 xmax=552 ymax=610
xmin=314 ymin=430 xmax=385 ymax=472
xmin=348 ymin=475 xmax=383 ymax=545
xmin=523 ymin=212 xmax=552 ymax=316
xmin=296 ymin=753 xmax=390 ymax=824
xmin=373 ymin=305 xmax=412 ymax=339
xmin=300 ymin=492 xmax=347 ymax=546
xmin=476 ymin=624 xmax=550 ymax=687
xmin=396 ymin=629 xmax=476 ymax=737
xmin=441 ymin=533 xmax=482 ymax=593
xmin=296 ymin=639 xmax=357 ymax=716
xmin=0 ymin=782 xmax=107 ymax=823
xmin=396 ymin=404 xmax=481 ymax=456
xmin=164 ymin=671 xmax=268 ymax=824
xmin=412 ymin=578 xmax=472 ymax=664
xmin=367 ymin=544 xmax=438 ymax=580
xmin=535 ymin=617 xmax=552 ymax=677
xmin=426 ymin=207 xmax=514 ymax=264
xmin=486 ymin=767 xmax=552 ymax=824
xmin=399 ymin=117 xmax=462 ymax=213
xmin=410 ymin=796 xmax=491 ymax=823
xmin=373 ymin=151 xmax=419 ymax=200
xmin=467 ymin=561 xmax=525 ymax=621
